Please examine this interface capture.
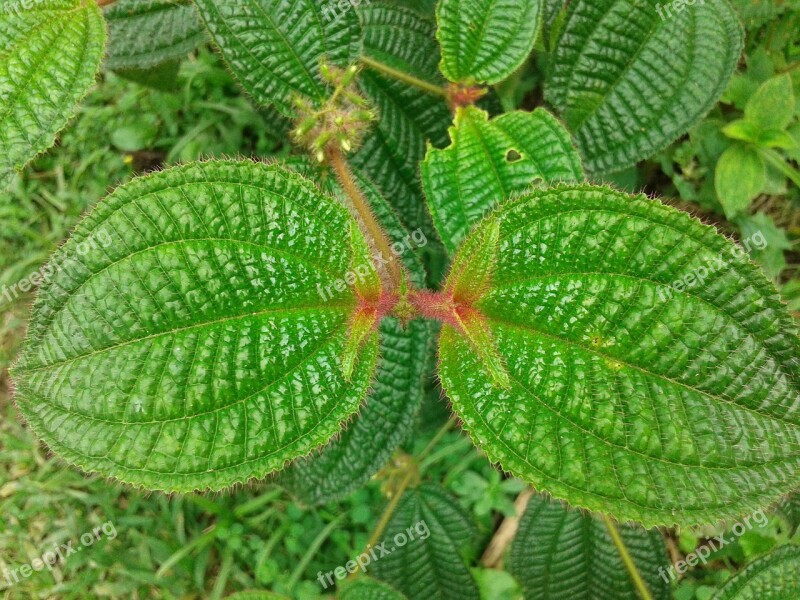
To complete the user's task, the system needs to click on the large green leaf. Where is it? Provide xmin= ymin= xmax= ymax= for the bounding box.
xmin=193 ymin=0 xmax=361 ymax=115
xmin=713 ymin=545 xmax=800 ymax=599
xmin=354 ymin=3 xmax=452 ymax=243
xmin=372 ymin=484 xmax=480 ymax=600
xmin=545 ymin=0 xmax=743 ymax=173
xmin=104 ymin=0 xmax=207 ymax=70
xmin=438 ymin=184 xmax=800 ymax=527
xmin=508 ymin=495 xmax=670 ymax=600
xmin=435 ymin=0 xmax=542 ymax=85
xmin=280 ymin=163 xmax=434 ymax=504
xmin=0 ymin=0 xmax=106 ymax=189
xmin=11 ymin=161 xmax=379 ymax=492
xmin=421 ymin=106 xmax=583 ymax=255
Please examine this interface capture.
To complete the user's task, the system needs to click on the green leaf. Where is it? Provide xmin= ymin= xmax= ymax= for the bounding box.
xmin=435 ymin=0 xmax=542 ymax=85
xmin=193 ymin=0 xmax=361 ymax=115
xmin=11 ymin=160 xmax=380 ymax=492
xmin=712 ymin=545 xmax=800 ymax=599
xmin=372 ymin=484 xmax=480 ymax=600
xmin=224 ymin=593 xmax=291 ymax=600
xmin=545 ymin=0 xmax=742 ymax=173
xmin=715 ymin=144 xmax=766 ymax=218
xmin=338 ymin=577 xmax=409 ymax=600
xmin=438 ymin=184 xmax=800 ymax=527
xmin=735 ymin=213 xmax=791 ymax=280
xmin=421 ymin=106 xmax=583 ymax=255
xmin=777 ymin=493 xmax=800 ymax=536
xmin=104 ymin=0 xmax=207 ymax=70
xmin=745 ymin=74 xmax=796 ymax=133
xmin=508 ymin=495 xmax=671 ymax=600
xmin=354 ymin=3 xmax=453 ymax=243
xmin=0 ymin=0 xmax=106 ymax=190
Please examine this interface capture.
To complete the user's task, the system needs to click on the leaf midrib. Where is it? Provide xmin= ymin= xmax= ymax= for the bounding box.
xmin=17 ymin=302 xmax=352 ymax=374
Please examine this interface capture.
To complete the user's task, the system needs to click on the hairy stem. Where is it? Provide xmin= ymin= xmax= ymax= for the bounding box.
xmin=602 ymin=515 xmax=655 ymax=600
xmin=326 ymin=145 xmax=403 ymax=290
xmin=96 ymin=0 xmax=115 ymax=7
xmin=360 ymin=55 xmax=449 ymax=99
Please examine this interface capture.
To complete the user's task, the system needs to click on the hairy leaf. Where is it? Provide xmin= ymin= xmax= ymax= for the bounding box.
xmin=0 ymin=0 xmax=106 ymax=189
xmin=713 ymin=545 xmax=800 ymax=599
xmin=545 ymin=0 xmax=743 ymax=173
xmin=421 ymin=106 xmax=583 ymax=254
xmin=436 ymin=0 xmax=542 ymax=84
xmin=339 ymin=578 xmax=409 ymax=600
xmin=193 ymin=0 xmax=361 ymax=115
xmin=508 ymin=495 xmax=670 ymax=600
xmin=104 ymin=0 xmax=207 ymax=70
xmin=438 ymin=184 xmax=800 ymax=527
xmin=777 ymin=493 xmax=800 ymax=536
xmin=354 ymin=3 xmax=452 ymax=242
xmin=12 ymin=161 xmax=379 ymax=492
xmin=372 ymin=484 xmax=480 ymax=600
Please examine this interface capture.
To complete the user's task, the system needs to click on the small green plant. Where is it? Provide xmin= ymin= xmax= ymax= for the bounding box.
xmin=3 ymin=0 xmax=800 ymax=598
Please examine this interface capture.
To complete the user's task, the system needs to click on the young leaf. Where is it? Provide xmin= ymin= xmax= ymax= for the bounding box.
xmin=11 ymin=161 xmax=380 ymax=492
xmin=435 ymin=0 xmax=542 ymax=85
xmin=744 ymin=74 xmax=796 ymax=133
xmin=508 ymin=495 xmax=670 ymax=600
xmin=338 ymin=577 xmax=409 ymax=600
xmin=372 ymin=484 xmax=480 ymax=600
xmin=712 ymin=545 xmax=800 ymax=599
xmin=0 ymin=0 xmax=106 ymax=190
xmin=715 ymin=144 xmax=766 ymax=218
xmin=104 ymin=0 xmax=207 ymax=70
xmin=421 ymin=106 xmax=583 ymax=254
xmin=545 ymin=0 xmax=742 ymax=173
xmin=193 ymin=0 xmax=361 ymax=115
xmin=438 ymin=184 xmax=800 ymax=527
xmin=354 ymin=3 xmax=453 ymax=242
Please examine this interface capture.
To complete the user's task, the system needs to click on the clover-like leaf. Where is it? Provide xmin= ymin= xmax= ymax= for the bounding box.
xmin=421 ymin=106 xmax=583 ymax=254
xmin=712 ymin=545 xmax=800 ymax=599
xmin=435 ymin=0 xmax=542 ymax=84
xmin=508 ymin=494 xmax=670 ymax=600
xmin=11 ymin=161 xmax=380 ymax=492
xmin=438 ymin=184 xmax=800 ymax=527
xmin=104 ymin=0 xmax=207 ymax=70
xmin=193 ymin=0 xmax=361 ymax=115
xmin=0 ymin=0 xmax=106 ymax=190
xmin=545 ymin=0 xmax=742 ymax=173
xmin=372 ymin=484 xmax=480 ymax=600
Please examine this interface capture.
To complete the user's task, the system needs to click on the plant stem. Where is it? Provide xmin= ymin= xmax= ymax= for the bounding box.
xmin=360 ymin=55 xmax=449 ymax=99
xmin=602 ymin=514 xmax=655 ymax=600
xmin=350 ymin=417 xmax=457 ymax=580
xmin=480 ymin=488 xmax=533 ymax=568
xmin=326 ymin=145 xmax=403 ymax=290
xmin=96 ymin=0 xmax=115 ymax=7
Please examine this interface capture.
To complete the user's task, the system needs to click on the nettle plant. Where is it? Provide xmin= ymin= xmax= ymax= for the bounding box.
xmin=5 ymin=0 xmax=800 ymax=597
